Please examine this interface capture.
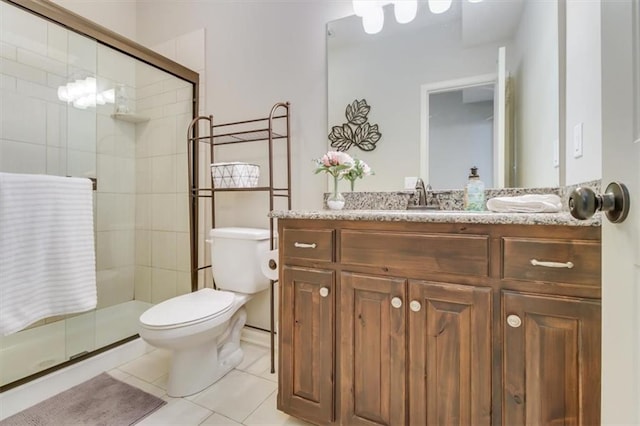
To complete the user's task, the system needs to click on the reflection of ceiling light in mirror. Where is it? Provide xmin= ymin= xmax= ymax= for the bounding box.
xmin=353 ymin=0 xmax=377 ymax=17
xmin=362 ymin=5 xmax=384 ymax=34
xmin=428 ymin=0 xmax=452 ymax=14
xmin=394 ymin=0 xmax=418 ymax=24
xmin=468 ymin=0 xmax=483 ymax=2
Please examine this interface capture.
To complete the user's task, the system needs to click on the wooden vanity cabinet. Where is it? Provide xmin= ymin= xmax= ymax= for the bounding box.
xmin=277 ymin=219 xmax=601 ymax=426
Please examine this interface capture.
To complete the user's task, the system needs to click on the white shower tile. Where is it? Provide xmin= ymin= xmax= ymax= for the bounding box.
xmin=67 ymin=107 xmax=96 ymax=152
xmin=1 ymin=91 xmax=46 ymax=144
xmin=46 ymin=103 xmax=67 ymax=148
xmin=175 ymin=153 xmax=188 ymax=192
xmin=190 ymin=370 xmax=276 ymax=423
xmin=137 ymin=80 xmax=163 ymax=100
xmin=47 ymin=22 xmax=68 ymax=64
xmin=117 ymin=157 xmax=135 ymax=194
xmin=146 ymin=116 xmax=176 ymax=157
xmin=0 ymin=41 xmax=17 ymax=61
xmin=135 ymin=230 xmax=152 ymax=267
xmin=164 ymin=100 xmax=191 ymax=118
xmin=67 ymin=149 xmax=95 ymax=179
xmin=97 ymin=114 xmax=116 ymax=155
xmin=17 ymin=48 xmax=67 ymax=78
xmin=46 ymin=146 xmax=66 ymax=176
xmin=151 ymin=269 xmax=177 ymax=303
xmin=151 ymin=231 xmax=177 ymax=270
xmin=134 ymin=266 xmax=152 ymax=303
xmin=97 ymin=154 xmax=118 ymax=192
xmin=136 ymin=157 xmax=151 ymax=194
xmin=176 ymin=272 xmax=191 ymax=296
xmin=151 ymin=155 xmax=177 ymax=193
xmin=135 ymin=194 xmax=151 ymax=230
xmin=176 ymin=114 xmax=191 ymax=155
xmin=67 ymin=32 xmax=96 ymax=74
xmin=16 ymin=79 xmax=58 ymax=103
xmin=0 ymin=3 xmax=47 ymax=56
xmin=97 ymin=44 xmax=135 ymax=87
xmin=0 ymin=140 xmax=46 ymax=174
xmin=151 ymin=193 xmax=177 ymax=231
xmin=114 ymin=120 xmax=135 ymax=158
xmin=176 ymin=232 xmax=191 ymax=272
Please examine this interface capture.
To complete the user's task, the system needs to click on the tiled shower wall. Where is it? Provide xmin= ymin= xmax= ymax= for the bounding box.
xmin=0 ymin=2 xmax=195 ymax=313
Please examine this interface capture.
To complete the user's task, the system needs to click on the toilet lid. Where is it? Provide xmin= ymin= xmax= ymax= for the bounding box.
xmin=140 ymin=288 xmax=235 ymax=328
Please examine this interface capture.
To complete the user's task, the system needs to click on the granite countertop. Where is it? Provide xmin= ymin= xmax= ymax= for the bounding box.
xmin=270 ymin=209 xmax=601 ymax=227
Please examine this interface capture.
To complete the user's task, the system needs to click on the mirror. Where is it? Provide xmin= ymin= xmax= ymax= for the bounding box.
xmin=327 ymin=0 xmax=562 ymax=191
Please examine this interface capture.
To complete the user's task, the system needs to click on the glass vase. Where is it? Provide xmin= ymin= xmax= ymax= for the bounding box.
xmin=327 ymin=175 xmax=345 ymax=210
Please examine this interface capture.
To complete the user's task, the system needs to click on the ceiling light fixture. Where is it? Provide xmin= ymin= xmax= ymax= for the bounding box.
xmin=353 ymin=0 xmax=418 ymax=35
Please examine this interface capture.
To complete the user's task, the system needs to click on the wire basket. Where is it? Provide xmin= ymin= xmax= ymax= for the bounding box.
xmin=210 ymin=162 xmax=260 ymax=188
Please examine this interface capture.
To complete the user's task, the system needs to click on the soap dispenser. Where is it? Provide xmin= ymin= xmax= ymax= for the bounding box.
xmin=464 ymin=166 xmax=485 ymax=211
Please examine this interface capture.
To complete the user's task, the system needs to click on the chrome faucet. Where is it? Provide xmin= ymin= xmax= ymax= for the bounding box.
xmin=415 ymin=178 xmax=432 ymax=206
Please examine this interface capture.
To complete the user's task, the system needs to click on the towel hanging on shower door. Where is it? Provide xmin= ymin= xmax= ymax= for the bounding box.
xmin=0 ymin=172 xmax=97 ymax=336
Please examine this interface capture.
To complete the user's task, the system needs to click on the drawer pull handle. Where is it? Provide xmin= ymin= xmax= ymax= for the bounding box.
xmin=507 ymin=314 xmax=522 ymax=328
xmin=410 ymin=300 xmax=422 ymax=312
xmin=530 ymin=259 xmax=574 ymax=269
xmin=391 ymin=297 xmax=403 ymax=309
xmin=294 ymin=242 xmax=317 ymax=249
xmin=319 ymin=287 xmax=329 ymax=298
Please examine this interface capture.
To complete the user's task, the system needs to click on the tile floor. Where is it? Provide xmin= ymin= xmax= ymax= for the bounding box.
xmin=108 ymin=343 xmax=311 ymax=426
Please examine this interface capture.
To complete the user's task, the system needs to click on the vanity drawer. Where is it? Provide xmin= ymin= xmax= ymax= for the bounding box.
xmin=502 ymin=238 xmax=601 ymax=287
xmin=282 ymin=228 xmax=335 ymax=262
xmin=341 ymin=230 xmax=489 ymax=277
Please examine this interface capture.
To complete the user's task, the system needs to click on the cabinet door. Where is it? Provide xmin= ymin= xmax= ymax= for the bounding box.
xmin=502 ymin=291 xmax=601 ymax=425
xmin=279 ymin=266 xmax=335 ymax=424
xmin=340 ymin=272 xmax=406 ymax=426
xmin=408 ymin=281 xmax=492 ymax=425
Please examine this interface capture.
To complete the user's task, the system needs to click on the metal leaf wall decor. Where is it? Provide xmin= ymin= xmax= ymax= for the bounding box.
xmin=329 ymin=99 xmax=381 ymax=152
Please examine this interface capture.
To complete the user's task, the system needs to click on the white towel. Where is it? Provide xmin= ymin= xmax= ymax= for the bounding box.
xmin=0 ymin=173 xmax=97 ymax=336
xmin=486 ymin=194 xmax=562 ymax=213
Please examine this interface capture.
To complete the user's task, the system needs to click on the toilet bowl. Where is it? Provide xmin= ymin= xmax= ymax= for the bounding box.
xmin=138 ymin=227 xmax=271 ymax=397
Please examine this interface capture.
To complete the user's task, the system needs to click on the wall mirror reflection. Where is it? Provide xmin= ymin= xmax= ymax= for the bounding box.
xmin=327 ymin=0 xmax=563 ymax=191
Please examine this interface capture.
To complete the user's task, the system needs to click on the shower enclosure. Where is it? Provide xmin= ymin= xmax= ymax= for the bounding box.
xmin=0 ymin=0 xmax=198 ymax=389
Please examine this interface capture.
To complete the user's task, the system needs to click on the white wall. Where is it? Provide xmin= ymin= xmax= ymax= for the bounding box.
xmin=429 ymin=91 xmax=494 ymax=189
xmin=511 ymin=0 xmax=559 ymax=187
xmin=565 ymin=0 xmax=602 ymax=185
xmin=136 ymin=0 xmax=353 ymax=210
xmin=51 ymin=0 xmax=137 ymax=41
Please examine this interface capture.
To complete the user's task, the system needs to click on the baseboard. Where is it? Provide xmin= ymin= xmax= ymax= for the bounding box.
xmin=240 ymin=326 xmax=273 ymax=348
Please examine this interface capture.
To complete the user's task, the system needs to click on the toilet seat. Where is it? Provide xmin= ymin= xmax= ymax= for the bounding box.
xmin=140 ymin=288 xmax=235 ymax=330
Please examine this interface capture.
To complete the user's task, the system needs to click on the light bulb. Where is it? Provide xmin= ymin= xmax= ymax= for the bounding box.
xmin=353 ymin=0 xmax=375 ymax=17
xmin=393 ymin=0 xmax=417 ymax=24
xmin=362 ymin=5 xmax=384 ymax=34
xmin=428 ymin=0 xmax=452 ymax=14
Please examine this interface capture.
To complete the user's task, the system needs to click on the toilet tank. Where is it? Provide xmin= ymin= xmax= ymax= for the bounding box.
xmin=209 ymin=227 xmax=272 ymax=293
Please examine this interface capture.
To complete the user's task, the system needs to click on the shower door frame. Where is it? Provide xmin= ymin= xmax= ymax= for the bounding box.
xmin=0 ymin=0 xmax=199 ymax=392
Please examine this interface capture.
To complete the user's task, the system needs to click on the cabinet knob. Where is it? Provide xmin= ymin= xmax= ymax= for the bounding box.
xmin=391 ymin=297 xmax=403 ymax=309
xmin=319 ymin=287 xmax=329 ymax=298
xmin=409 ymin=300 xmax=422 ymax=312
xmin=507 ymin=314 xmax=522 ymax=328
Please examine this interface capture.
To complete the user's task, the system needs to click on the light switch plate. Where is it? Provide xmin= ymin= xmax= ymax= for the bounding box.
xmin=573 ymin=123 xmax=583 ymax=158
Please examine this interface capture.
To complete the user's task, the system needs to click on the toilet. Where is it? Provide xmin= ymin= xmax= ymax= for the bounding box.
xmin=138 ymin=227 xmax=272 ymax=397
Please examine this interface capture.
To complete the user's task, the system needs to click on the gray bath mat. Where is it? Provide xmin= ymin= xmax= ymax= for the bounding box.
xmin=1 ymin=373 xmax=166 ymax=425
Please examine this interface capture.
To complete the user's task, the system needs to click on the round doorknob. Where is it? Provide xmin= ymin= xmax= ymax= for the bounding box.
xmin=409 ymin=300 xmax=422 ymax=312
xmin=391 ymin=297 xmax=403 ymax=309
xmin=569 ymin=182 xmax=630 ymax=223
xmin=319 ymin=287 xmax=329 ymax=298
